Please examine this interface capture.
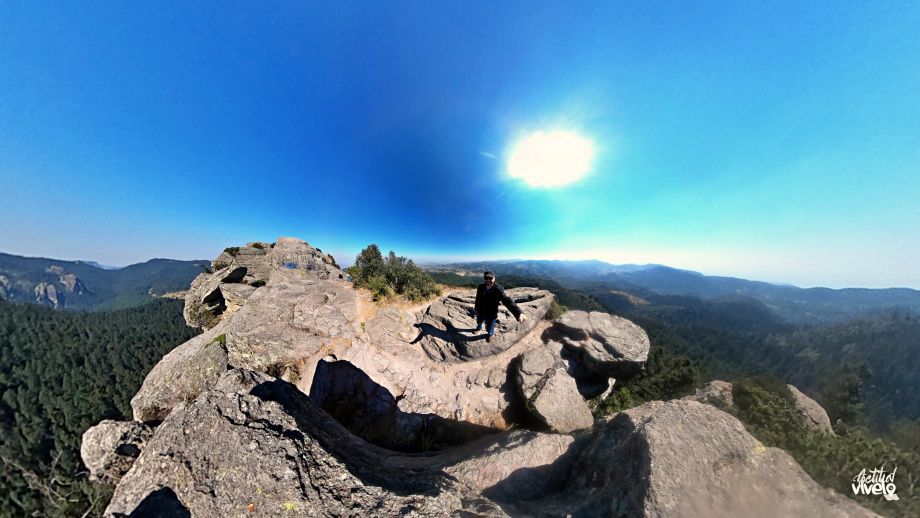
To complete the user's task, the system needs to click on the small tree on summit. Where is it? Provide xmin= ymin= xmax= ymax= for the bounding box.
xmin=348 ymin=244 xmax=440 ymax=302
xmin=351 ymin=244 xmax=385 ymax=284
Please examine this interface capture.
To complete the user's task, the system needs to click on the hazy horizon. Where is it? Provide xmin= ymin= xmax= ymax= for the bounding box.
xmin=2 ymin=241 xmax=917 ymax=291
xmin=2 ymin=3 xmax=918 ymax=290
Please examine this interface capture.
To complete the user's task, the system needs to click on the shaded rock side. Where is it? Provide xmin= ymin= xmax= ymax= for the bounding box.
xmin=107 ymin=373 xmax=507 ymax=517
xmin=787 ymin=384 xmax=835 ymax=434
xmin=515 ymin=345 xmax=593 ymax=433
xmin=513 ymin=399 xmax=875 ymax=518
xmin=553 ymin=310 xmax=650 ymax=378
xmin=80 ymin=420 xmax=153 ymax=484
xmin=130 ymin=325 xmax=228 ymax=422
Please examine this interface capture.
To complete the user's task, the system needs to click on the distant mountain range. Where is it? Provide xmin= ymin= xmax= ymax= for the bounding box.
xmin=427 ymin=260 xmax=920 ymax=324
xmin=0 ymin=252 xmax=207 ymax=310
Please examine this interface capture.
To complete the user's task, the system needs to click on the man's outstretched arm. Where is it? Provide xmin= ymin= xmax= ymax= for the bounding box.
xmin=497 ymin=287 xmax=526 ymax=321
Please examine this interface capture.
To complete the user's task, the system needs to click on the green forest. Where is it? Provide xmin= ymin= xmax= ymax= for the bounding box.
xmin=435 ymin=271 xmax=920 ymax=516
xmin=0 ymin=299 xmax=199 ymax=517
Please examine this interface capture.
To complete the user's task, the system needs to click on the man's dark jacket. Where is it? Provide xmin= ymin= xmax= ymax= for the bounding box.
xmin=474 ymin=282 xmax=522 ymax=321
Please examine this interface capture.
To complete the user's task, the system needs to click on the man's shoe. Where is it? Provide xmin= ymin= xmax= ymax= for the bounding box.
xmin=486 ymin=335 xmax=492 ymax=343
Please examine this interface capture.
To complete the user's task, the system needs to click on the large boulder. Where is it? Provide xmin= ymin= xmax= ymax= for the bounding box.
xmin=514 ymin=345 xmax=594 ymax=433
xmin=130 ymin=325 xmax=229 ymax=422
xmin=553 ymin=310 xmax=650 ymax=378
xmin=183 ymin=238 xmax=344 ymax=329
xmin=787 ymin=384 xmax=835 ymax=434
xmin=183 ymin=265 xmax=248 ymax=328
xmin=80 ymin=420 xmax=153 ymax=484
xmin=508 ymin=400 xmax=875 ymax=517
xmin=222 ymin=272 xmax=358 ymax=373
xmin=686 ymin=379 xmax=734 ymax=409
xmin=106 ymin=372 xmax=506 ymax=517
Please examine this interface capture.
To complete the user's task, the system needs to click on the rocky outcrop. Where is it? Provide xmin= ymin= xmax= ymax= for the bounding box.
xmin=104 ymin=373 xmax=873 ymax=518
xmin=687 ymin=381 xmax=834 ymax=435
xmin=80 ymin=420 xmax=153 ymax=484
xmin=787 ymin=384 xmax=835 ymax=434
xmin=183 ymin=238 xmax=344 ymax=329
xmin=107 ymin=371 xmax=506 ymax=517
xmin=88 ymin=237 xmax=873 ymax=517
xmin=552 ymin=310 xmax=650 ymax=378
xmin=130 ymin=325 xmax=229 ymax=422
xmin=47 ymin=265 xmax=85 ymax=294
xmin=687 ymin=379 xmax=734 ymax=409
xmin=33 ymin=282 xmax=60 ymax=307
xmin=514 ymin=345 xmax=593 ymax=433
xmin=508 ymin=399 xmax=875 ymax=517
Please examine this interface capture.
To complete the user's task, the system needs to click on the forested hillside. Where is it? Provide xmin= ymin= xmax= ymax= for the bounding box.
xmin=0 ymin=299 xmax=199 ymax=517
xmin=434 ymin=271 xmax=920 ymax=431
xmin=434 ymin=273 xmax=920 ymax=516
xmin=434 ymin=261 xmax=920 ymax=324
xmin=0 ymin=252 xmax=206 ymax=310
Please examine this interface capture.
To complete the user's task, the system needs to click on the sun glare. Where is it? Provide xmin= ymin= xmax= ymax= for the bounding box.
xmin=507 ymin=130 xmax=595 ymax=188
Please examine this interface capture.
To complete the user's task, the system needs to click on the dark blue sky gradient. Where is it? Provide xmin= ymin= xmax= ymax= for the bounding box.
xmin=1 ymin=2 xmax=918 ymax=287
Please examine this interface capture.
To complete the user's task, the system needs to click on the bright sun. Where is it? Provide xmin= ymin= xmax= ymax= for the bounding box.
xmin=507 ymin=130 xmax=595 ymax=188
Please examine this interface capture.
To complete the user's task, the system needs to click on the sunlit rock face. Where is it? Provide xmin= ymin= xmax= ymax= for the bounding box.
xmin=85 ymin=237 xmax=872 ymax=517
xmin=787 ymin=384 xmax=835 ymax=434
xmin=551 ymin=310 xmax=650 ymax=378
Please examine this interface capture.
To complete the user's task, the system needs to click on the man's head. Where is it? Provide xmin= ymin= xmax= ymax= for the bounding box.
xmin=484 ymin=271 xmax=495 ymax=288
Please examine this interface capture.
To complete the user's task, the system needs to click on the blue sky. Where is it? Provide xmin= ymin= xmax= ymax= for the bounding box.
xmin=1 ymin=2 xmax=918 ymax=288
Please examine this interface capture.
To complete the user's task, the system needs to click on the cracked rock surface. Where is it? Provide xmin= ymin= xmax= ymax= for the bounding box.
xmin=553 ymin=310 xmax=650 ymax=378
xmin=514 ymin=345 xmax=593 ymax=433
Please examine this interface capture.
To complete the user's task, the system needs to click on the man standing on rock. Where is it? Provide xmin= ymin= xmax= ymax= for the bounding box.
xmin=475 ymin=271 xmax=526 ymax=342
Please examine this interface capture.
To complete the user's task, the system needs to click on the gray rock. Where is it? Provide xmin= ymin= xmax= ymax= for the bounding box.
xmin=513 ymin=400 xmax=875 ymax=517
xmin=788 ymin=384 xmax=835 ymax=434
xmin=223 ymin=272 xmax=356 ymax=372
xmin=688 ymin=379 xmax=734 ymax=409
xmin=213 ymin=367 xmax=275 ymax=394
xmin=183 ymin=265 xmax=247 ymax=328
xmin=515 ymin=346 xmax=594 ymax=433
xmin=441 ymin=430 xmax=578 ymax=501
xmin=107 ymin=375 xmax=507 ymax=517
xmin=106 ymin=374 xmax=875 ymax=518
xmin=33 ymin=282 xmax=60 ymax=308
xmin=554 ymin=310 xmax=650 ymax=378
xmin=174 ymin=239 xmax=552 ymax=434
xmin=130 ymin=326 xmax=228 ymax=422
xmin=517 ymin=346 xmax=558 ymax=393
xmin=218 ymin=282 xmax=255 ymax=307
xmin=183 ymin=238 xmax=345 ymax=329
xmin=80 ymin=420 xmax=153 ymax=484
